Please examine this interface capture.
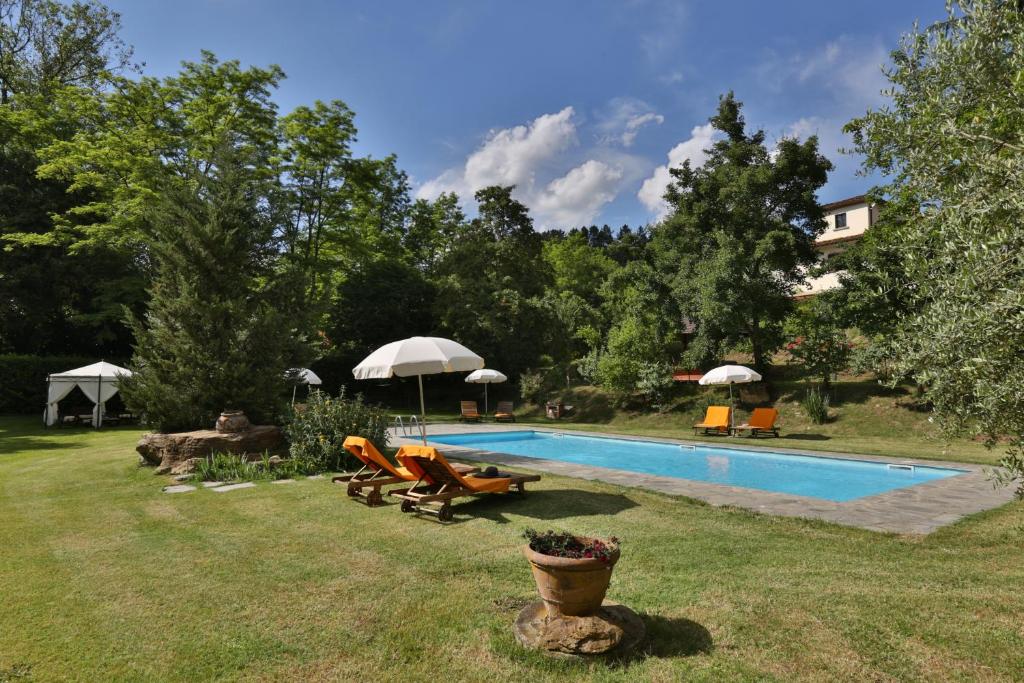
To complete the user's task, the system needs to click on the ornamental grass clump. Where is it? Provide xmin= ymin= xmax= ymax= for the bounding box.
xmin=523 ymin=529 xmax=620 ymax=563
xmin=802 ymin=386 xmax=831 ymax=425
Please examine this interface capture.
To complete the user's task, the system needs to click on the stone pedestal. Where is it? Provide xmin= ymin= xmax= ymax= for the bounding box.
xmin=136 ymin=425 xmax=284 ymax=475
xmin=513 ymin=600 xmax=645 ymax=659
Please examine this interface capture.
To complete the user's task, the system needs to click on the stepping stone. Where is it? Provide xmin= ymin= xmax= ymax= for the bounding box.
xmin=163 ymin=484 xmax=196 ymax=494
xmin=212 ymin=482 xmax=256 ymax=493
xmin=173 ymin=474 xmax=194 ymax=482
xmin=201 ymin=481 xmax=225 ymax=488
xmin=270 ymin=479 xmax=296 ymax=485
xmin=306 ymin=475 xmax=325 ymax=480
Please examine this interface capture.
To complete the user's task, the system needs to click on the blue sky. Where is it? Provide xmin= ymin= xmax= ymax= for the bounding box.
xmin=107 ymin=0 xmax=944 ymax=230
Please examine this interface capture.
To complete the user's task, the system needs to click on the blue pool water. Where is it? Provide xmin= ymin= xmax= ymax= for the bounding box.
xmin=428 ymin=431 xmax=965 ymax=502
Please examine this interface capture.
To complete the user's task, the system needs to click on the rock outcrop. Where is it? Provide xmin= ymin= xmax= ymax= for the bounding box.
xmin=137 ymin=425 xmax=284 ymax=475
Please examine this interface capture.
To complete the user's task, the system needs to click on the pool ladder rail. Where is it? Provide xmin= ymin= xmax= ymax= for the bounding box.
xmin=393 ymin=415 xmax=421 ymax=438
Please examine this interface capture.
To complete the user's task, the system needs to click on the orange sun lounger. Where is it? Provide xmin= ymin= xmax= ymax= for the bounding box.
xmin=460 ymin=401 xmax=482 ymax=422
xmin=693 ymin=405 xmax=731 ymax=435
xmin=332 ymin=436 xmax=478 ymax=506
xmin=733 ymin=407 xmax=780 ymax=437
xmin=389 ymin=445 xmax=540 ymax=522
xmin=494 ymin=401 xmax=515 ymax=422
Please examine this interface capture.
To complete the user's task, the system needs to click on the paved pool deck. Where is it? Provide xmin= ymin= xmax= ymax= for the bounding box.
xmin=393 ymin=424 xmax=1017 ymax=535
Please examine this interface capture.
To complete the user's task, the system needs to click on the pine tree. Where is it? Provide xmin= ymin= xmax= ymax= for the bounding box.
xmin=120 ymin=145 xmax=306 ymax=432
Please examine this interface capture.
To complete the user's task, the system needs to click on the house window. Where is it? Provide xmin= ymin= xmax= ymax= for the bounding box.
xmin=834 ymin=212 xmax=847 ymax=229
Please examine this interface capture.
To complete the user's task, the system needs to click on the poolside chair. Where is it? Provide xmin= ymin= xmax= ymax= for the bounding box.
xmin=693 ymin=405 xmax=731 ymax=436
xmin=733 ymin=408 xmax=780 ymax=438
xmin=460 ymin=401 xmax=482 ymax=422
xmin=332 ymin=436 xmax=478 ymax=506
xmin=494 ymin=401 xmax=516 ymax=422
xmin=389 ymin=446 xmax=541 ymax=522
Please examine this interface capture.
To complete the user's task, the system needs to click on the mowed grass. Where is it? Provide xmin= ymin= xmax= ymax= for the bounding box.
xmin=2 ymin=416 xmax=1023 ymax=682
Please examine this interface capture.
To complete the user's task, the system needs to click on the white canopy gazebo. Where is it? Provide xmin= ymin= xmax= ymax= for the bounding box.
xmin=44 ymin=361 xmax=132 ymax=428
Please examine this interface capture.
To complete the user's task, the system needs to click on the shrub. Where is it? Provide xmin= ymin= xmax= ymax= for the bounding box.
xmin=802 ymin=386 xmax=831 ymax=425
xmin=284 ymin=388 xmax=389 ymax=472
xmin=519 ymin=371 xmax=547 ymax=405
xmin=523 ymin=529 xmax=620 ymax=563
xmin=193 ymin=452 xmax=301 ymax=482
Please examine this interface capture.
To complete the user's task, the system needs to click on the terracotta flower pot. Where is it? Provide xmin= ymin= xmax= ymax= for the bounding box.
xmin=215 ymin=410 xmax=250 ymax=434
xmin=523 ymin=541 xmax=620 ymax=617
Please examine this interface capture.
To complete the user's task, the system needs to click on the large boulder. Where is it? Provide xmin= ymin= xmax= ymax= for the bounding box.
xmin=137 ymin=425 xmax=284 ymax=475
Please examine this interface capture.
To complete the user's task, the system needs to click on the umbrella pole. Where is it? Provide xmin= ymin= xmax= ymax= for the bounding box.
xmin=484 ymin=383 xmax=489 ymax=415
xmin=418 ymin=374 xmax=427 ymax=445
xmin=291 ymin=385 xmax=297 ymax=405
xmin=729 ymin=383 xmax=734 ymax=434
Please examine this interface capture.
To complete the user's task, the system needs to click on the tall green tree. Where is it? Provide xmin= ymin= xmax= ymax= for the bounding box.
xmin=120 ymin=145 xmax=306 ymax=432
xmin=0 ymin=0 xmax=132 ymax=104
xmin=845 ymin=0 xmax=1024 ymax=495
xmin=651 ymin=93 xmax=832 ymax=371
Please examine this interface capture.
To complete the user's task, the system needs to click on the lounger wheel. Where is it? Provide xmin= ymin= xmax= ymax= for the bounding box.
xmin=438 ymin=505 xmax=453 ymax=522
xmin=400 ymin=499 xmax=415 ymax=513
xmin=346 ymin=484 xmax=359 ymax=497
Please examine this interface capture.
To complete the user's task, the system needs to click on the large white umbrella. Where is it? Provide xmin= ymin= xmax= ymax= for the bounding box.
xmin=464 ymin=368 xmax=507 ymax=414
xmin=353 ymin=337 xmax=484 ymax=443
xmin=698 ymin=365 xmax=763 ymax=430
xmin=286 ymin=368 xmax=322 ymax=404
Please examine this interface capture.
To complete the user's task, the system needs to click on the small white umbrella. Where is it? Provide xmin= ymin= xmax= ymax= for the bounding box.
xmin=286 ymin=368 xmax=323 ymax=404
xmin=699 ymin=365 xmax=763 ymax=430
xmin=464 ymin=368 xmax=507 ymax=414
xmin=353 ymin=337 xmax=484 ymax=444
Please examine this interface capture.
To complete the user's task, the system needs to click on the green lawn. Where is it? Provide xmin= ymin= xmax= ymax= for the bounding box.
xmin=2 ymin=416 xmax=1023 ymax=681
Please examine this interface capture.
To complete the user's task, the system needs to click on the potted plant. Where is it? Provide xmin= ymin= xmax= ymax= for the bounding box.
xmin=522 ymin=529 xmax=620 ymax=617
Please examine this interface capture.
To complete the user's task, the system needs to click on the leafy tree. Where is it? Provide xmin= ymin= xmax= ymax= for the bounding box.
xmin=120 ymin=145 xmax=306 ymax=432
xmin=542 ymin=231 xmax=617 ymax=308
xmin=844 ymin=0 xmax=1024 ymax=496
xmin=278 ymin=99 xmax=357 ymax=304
xmin=650 ymin=93 xmax=832 ymax=371
xmin=784 ymin=298 xmax=851 ymax=391
xmin=404 ymin=192 xmax=466 ymax=269
xmin=0 ymin=0 xmax=132 ymax=104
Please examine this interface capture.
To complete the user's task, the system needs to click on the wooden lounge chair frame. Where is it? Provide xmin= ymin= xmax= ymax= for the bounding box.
xmin=332 ymin=437 xmax=478 ymax=506
xmin=733 ymin=408 xmax=780 ymax=438
xmin=460 ymin=401 xmax=482 ymax=422
xmin=389 ymin=448 xmax=540 ymax=522
xmin=494 ymin=400 xmax=516 ymax=423
xmin=693 ymin=405 xmax=732 ymax=436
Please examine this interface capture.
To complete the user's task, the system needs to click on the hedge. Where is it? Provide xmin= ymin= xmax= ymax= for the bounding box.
xmin=0 ymin=355 xmax=122 ymax=415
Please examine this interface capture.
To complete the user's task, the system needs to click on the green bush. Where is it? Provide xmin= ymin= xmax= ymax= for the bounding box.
xmin=802 ymin=386 xmax=831 ymax=425
xmin=0 ymin=355 xmax=116 ymax=414
xmin=284 ymin=389 xmax=390 ymax=472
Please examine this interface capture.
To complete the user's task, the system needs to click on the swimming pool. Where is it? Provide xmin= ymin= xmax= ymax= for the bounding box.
xmin=427 ymin=431 xmax=965 ymax=502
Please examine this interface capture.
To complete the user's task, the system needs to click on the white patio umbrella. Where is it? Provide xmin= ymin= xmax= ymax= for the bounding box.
xmin=698 ymin=364 xmax=763 ymax=430
xmin=464 ymin=368 xmax=507 ymax=414
xmin=286 ymin=367 xmax=322 ymax=404
xmin=353 ymin=337 xmax=484 ymax=444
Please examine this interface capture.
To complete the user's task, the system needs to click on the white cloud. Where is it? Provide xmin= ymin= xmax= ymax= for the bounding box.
xmin=416 ymin=107 xmax=628 ymax=229
xmin=596 ymin=97 xmax=664 ymax=147
xmin=621 ymin=112 xmax=665 ymax=147
xmin=416 ymin=107 xmax=577 ymax=202
xmin=535 ymin=160 xmax=624 ymax=228
xmin=637 ymin=123 xmax=717 ymax=220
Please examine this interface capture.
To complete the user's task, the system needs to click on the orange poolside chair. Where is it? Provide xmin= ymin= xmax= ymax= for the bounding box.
xmin=494 ymin=401 xmax=515 ymax=422
xmin=332 ymin=436 xmax=478 ymax=506
xmin=693 ymin=405 xmax=731 ymax=436
xmin=389 ymin=445 xmax=541 ymax=522
xmin=733 ymin=408 xmax=780 ymax=438
xmin=460 ymin=401 xmax=482 ymax=422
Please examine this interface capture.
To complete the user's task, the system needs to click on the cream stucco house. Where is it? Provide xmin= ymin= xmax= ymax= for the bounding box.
xmin=795 ymin=194 xmax=877 ymax=298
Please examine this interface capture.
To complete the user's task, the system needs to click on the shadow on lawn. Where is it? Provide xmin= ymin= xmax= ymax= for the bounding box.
xmin=641 ymin=614 xmax=714 ymax=658
xmin=781 ymin=433 xmax=831 ymax=442
xmin=0 ymin=434 xmax=84 ymax=456
xmin=449 ymin=488 xmax=638 ymax=525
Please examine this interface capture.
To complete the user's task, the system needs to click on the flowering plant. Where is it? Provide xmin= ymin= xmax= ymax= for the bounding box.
xmin=523 ymin=529 xmax=620 ymax=563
